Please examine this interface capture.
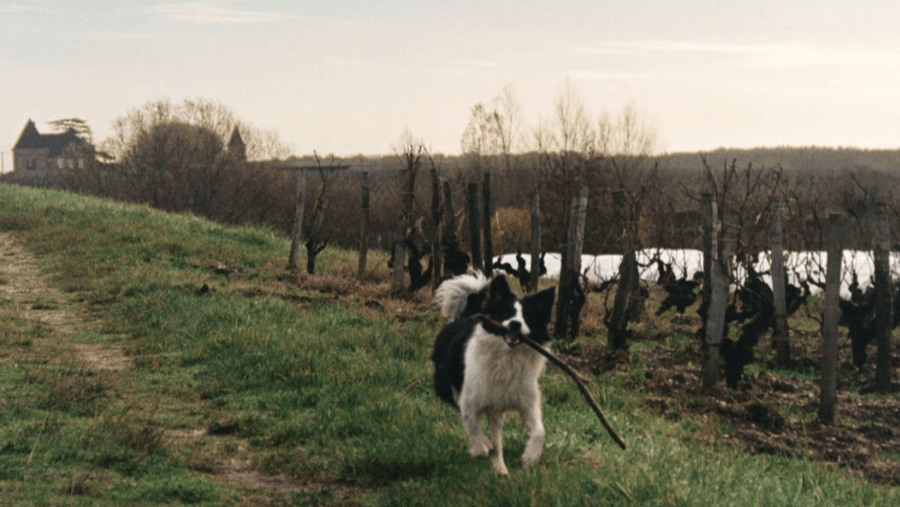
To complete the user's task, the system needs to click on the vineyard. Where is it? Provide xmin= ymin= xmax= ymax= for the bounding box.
xmin=0 ymin=180 xmax=898 ymax=505
xmin=4 ymin=146 xmax=900 ymax=483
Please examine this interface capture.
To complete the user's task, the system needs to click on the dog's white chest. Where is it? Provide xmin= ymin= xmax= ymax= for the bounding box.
xmin=461 ymin=326 xmax=547 ymax=412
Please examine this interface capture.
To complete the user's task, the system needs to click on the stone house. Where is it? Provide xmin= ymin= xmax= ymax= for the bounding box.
xmin=11 ymin=119 xmax=93 ymax=183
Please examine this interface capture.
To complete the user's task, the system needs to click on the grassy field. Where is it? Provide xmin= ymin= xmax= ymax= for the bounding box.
xmin=0 ymin=183 xmax=898 ymax=506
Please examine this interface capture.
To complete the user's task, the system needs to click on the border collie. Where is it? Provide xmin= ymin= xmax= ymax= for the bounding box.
xmin=431 ymin=272 xmax=556 ymax=475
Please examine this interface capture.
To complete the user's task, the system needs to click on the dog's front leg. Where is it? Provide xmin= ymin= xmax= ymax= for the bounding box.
xmin=520 ymin=402 xmax=545 ymax=467
xmin=488 ymin=412 xmax=508 ymax=475
xmin=461 ymin=402 xmax=491 ymax=458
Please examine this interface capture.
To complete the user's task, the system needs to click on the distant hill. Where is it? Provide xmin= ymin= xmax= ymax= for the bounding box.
xmin=328 ymin=147 xmax=900 ymax=174
xmin=657 ymin=147 xmax=900 ymax=174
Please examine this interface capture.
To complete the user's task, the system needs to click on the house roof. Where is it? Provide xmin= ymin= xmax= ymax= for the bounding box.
xmin=13 ymin=120 xmax=42 ymax=149
xmin=13 ymin=119 xmax=88 ymax=158
xmin=228 ymin=127 xmax=245 ymax=148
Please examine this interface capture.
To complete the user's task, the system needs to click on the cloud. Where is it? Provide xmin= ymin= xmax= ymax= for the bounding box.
xmin=148 ymin=2 xmax=298 ymax=25
xmin=458 ymin=59 xmax=500 ymax=69
xmin=87 ymin=32 xmax=166 ymax=42
xmin=748 ymin=43 xmax=900 ymax=68
xmin=0 ymin=4 xmax=50 ymax=14
xmin=577 ymin=40 xmax=900 ymax=69
xmin=570 ymin=70 xmax=672 ymax=81
xmin=592 ymin=40 xmax=766 ymax=55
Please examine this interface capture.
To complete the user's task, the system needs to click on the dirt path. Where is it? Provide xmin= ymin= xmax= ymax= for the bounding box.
xmin=0 ymin=232 xmax=326 ymax=504
xmin=0 ymin=232 xmax=130 ymax=371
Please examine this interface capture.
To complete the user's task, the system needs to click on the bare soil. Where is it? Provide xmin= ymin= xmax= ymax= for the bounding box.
xmin=565 ymin=308 xmax=900 ymax=486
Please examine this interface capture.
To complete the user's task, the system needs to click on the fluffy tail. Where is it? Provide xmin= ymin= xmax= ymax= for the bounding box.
xmin=433 ymin=271 xmax=490 ymax=322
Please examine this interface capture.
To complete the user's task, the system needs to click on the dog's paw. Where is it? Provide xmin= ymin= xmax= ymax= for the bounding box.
xmin=469 ymin=448 xmax=490 ymax=458
xmin=468 ymin=438 xmax=492 ymax=458
xmin=520 ymin=451 xmax=542 ymax=468
xmin=468 ymin=444 xmax=490 ymax=458
xmin=490 ymin=448 xmax=509 ymax=475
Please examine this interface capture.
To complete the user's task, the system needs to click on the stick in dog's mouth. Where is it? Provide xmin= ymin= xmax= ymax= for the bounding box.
xmin=478 ymin=315 xmax=523 ymax=347
xmin=476 ymin=314 xmax=627 ymax=451
xmin=503 ymin=331 xmax=522 ymax=347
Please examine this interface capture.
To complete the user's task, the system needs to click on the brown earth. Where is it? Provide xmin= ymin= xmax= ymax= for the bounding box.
xmin=564 ymin=307 xmax=900 ymax=486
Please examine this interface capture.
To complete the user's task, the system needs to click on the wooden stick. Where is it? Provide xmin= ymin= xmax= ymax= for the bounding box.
xmin=477 ymin=315 xmax=626 ymax=449
xmin=518 ymin=334 xmax=627 ymax=450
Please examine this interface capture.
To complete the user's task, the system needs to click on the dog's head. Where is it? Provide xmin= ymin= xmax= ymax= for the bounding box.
xmin=480 ymin=275 xmax=555 ymax=347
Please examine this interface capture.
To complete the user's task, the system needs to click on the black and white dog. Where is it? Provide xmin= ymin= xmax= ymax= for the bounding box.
xmin=431 ymin=272 xmax=556 ymax=475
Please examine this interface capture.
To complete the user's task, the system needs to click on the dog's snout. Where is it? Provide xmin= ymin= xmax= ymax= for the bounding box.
xmin=508 ymin=321 xmax=522 ymax=333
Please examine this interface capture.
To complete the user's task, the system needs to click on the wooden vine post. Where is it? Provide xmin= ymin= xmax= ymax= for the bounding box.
xmin=819 ymin=212 xmax=844 ymax=424
xmin=769 ymin=196 xmax=790 ymax=366
xmin=702 ymin=208 xmax=739 ymax=389
xmin=467 ymin=182 xmax=483 ymax=273
xmin=700 ymin=193 xmax=715 ymax=323
xmin=529 ymin=192 xmax=542 ymax=293
xmin=482 ymin=171 xmax=493 ymax=272
xmin=873 ymin=202 xmax=893 ymax=393
xmin=357 ymin=171 xmax=370 ymax=281
xmin=282 ymin=160 xmax=350 ymax=270
xmin=441 ymin=181 xmax=463 ymax=278
xmin=288 ymin=168 xmax=307 ymax=269
xmin=555 ymin=185 xmax=589 ymax=339
xmin=430 ymin=167 xmax=443 ymax=288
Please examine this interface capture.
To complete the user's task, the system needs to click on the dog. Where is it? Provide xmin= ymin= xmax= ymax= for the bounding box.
xmin=431 ymin=272 xmax=556 ymax=475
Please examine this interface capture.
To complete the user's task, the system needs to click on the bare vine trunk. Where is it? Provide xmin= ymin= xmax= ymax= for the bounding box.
xmin=606 ymin=190 xmax=641 ymax=349
xmin=392 ymin=166 xmax=415 ymax=290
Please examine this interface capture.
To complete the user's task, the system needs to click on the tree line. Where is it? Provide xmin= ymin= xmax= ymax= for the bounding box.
xmin=8 ymin=89 xmax=900 ymax=266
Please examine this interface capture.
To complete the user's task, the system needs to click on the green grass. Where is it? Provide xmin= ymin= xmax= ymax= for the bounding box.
xmin=0 ymin=183 xmax=897 ymax=506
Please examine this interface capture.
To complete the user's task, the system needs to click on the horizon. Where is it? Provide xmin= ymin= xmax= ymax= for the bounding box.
xmin=3 ymin=1 xmax=899 ymax=169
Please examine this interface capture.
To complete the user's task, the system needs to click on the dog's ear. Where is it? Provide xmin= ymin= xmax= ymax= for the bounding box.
xmin=482 ymin=275 xmax=513 ymax=309
xmin=463 ymin=292 xmax=485 ymax=318
xmin=524 ymin=287 xmax=556 ymax=322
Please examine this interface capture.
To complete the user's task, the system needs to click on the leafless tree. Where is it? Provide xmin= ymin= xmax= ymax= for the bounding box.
xmin=460 ymin=85 xmax=522 ymax=160
xmin=391 ymin=130 xmax=427 ymax=291
xmin=93 ymin=98 xmax=293 ymax=221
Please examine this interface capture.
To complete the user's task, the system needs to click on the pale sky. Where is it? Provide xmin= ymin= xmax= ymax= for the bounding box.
xmin=2 ymin=1 xmax=899 ymax=167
